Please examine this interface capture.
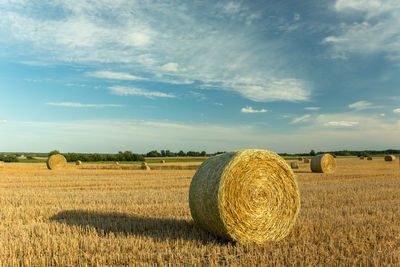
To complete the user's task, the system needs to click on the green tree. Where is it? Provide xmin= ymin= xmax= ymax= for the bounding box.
xmin=310 ymin=150 xmax=316 ymax=156
xmin=48 ymin=150 xmax=60 ymax=156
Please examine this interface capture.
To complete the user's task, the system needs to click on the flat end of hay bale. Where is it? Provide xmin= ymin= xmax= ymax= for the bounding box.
xmin=46 ymin=154 xmax=67 ymax=170
xmin=189 ymin=149 xmax=300 ymax=243
xmin=311 ymin=154 xmax=336 ymax=173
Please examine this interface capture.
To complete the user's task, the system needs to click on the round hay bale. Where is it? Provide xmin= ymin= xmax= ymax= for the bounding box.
xmin=298 ymin=157 xmax=303 ymax=161
xmin=384 ymin=155 xmax=396 ymax=161
xmin=76 ymin=160 xmax=82 ymax=166
xmin=189 ymin=149 xmax=300 ymax=243
xmin=290 ymin=161 xmax=299 ymax=169
xmin=114 ymin=161 xmax=119 ymax=165
xmin=303 ymin=158 xmax=310 ymax=163
xmin=46 ymin=154 xmax=67 ymax=170
xmin=310 ymin=154 xmax=336 ymax=173
xmin=367 ymin=156 xmax=373 ymax=160
xmin=160 ymin=160 xmax=166 ymax=163
xmin=359 ymin=156 xmax=364 ymax=160
xmin=141 ymin=162 xmax=150 ymax=170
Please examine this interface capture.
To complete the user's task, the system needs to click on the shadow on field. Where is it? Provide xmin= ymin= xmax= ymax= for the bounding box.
xmin=50 ymin=210 xmax=226 ymax=244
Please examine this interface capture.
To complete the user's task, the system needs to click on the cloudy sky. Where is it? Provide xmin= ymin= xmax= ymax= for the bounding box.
xmin=0 ymin=0 xmax=399 ymax=153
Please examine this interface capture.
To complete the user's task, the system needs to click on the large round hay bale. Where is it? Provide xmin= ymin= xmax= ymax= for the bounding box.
xmin=141 ymin=162 xmax=150 ymax=170
xmin=76 ymin=160 xmax=82 ymax=166
xmin=46 ymin=154 xmax=67 ymax=170
xmin=303 ymin=158 xmax=310 ymax=163
xmin=367 ymin=156 xmax=373 ymax=160
xmin=290 ymin=161 xmax=299 ymax=169
xmin=189 ymin=149 xmax=300 ymax=243
xmin=310 ymin=154 xmax=336 ymax=173
xmin=384 ymin=155 xmax=396 ymax=161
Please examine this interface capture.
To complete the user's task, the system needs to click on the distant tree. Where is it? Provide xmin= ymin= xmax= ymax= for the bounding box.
xmin=310 ymin=150 xmax=316 ymax=156
xmin=177 ymin=150 xmax=185 ymax=157
xmin=200 ymin=151 xmax=206 ymax=156
xmin=48 ymin=150 xmax=60 ymax=156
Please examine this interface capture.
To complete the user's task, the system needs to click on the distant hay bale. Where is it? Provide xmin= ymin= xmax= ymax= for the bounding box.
xmin=76 ymin=160 xmax=82 ymax=166
xmin=384 ymin=155 xmax=396 ymax=161
xmin=46 ymin=154 xmax=67 ymax=170
xmin=310 ymin=154 xmax=336 ymax=173
xmin=303 ymin=158 xmax=310 ymax=163
xmin=189 ymin=149 xmax=300 ymax=243
xmin=141 ymin=162 xmax=150 ymax=170
xmin=114 ymin=161 xmax=119 ymax=165
xmin=298 ymin=157 xmax=303 ymax=161
xmin=160 ymin=160 xmax=166 ymax=163
xmin=367 ymin=156 xmax=373 ymax=160
xmin=360 ymin=156 xmax=364 ymax=160
xmin=290 ymin=161 xmax=299 ymax=169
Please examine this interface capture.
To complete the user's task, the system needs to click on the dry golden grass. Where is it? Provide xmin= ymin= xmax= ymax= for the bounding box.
xmin=0 ymin=158 xmax=399 ymax=265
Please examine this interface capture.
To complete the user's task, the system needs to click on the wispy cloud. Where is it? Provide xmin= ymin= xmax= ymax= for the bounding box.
xmin=46 ymin=102 xmax=124 ymax=108
xmin=0 ymin=1 xmax=310 ymax=103
xmin=87 ymin=71 xmax=147 ymax=81
xmin=0 ymin=119 xmax=7 ymax=123
xmin=109 ymin=86 xmax=175 ymax=98
xmin=305 ymin=106 xmax=320 ymax=111
xmin=291 ymin=114 xmax=311 ymax=123
xmin=241 ymin=106 xmax=267 ymax=113
xmin=394 ymin=108 xmax=400 ymax=113
xmin=324 ymin=0 xmax=400 ymax=61
xmin=348 ymin=100 xmax=374 ymax=110
xmin=324 ymin=121 xmax=359 ymax=127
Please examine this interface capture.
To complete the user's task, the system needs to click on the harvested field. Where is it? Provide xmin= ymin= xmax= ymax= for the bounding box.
xmin=0 ymin=158 xmax=399 ymax=265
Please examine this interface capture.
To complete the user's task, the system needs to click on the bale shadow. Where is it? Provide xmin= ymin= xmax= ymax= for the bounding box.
xmin=293 ymin=170 xmax=312 ymax=173
xmin=50 ymin=210 xmax=226 ymax=244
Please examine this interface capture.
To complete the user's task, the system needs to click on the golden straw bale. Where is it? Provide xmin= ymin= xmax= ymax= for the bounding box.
xmin=298 ymin=157 xmax=303 ymax=161
xmin=160 ymin=160 xmax=166 ymax=163
xmin=360 ymin=156 xmax=364 ymax=160
xmin=384 ymin=155 xmax=396 ymax=161
xmin=303 ymin=158 xmax=310 ymax=163
xmin=76 ymin=160 xmax=82 ymax=166
xmin=141 ymin=162 xmax=151 ymax=170
xmin=46 ymin=154 xmax=67 ymax=170
xmin=310 ymin=154 xmax=336 ymax=173
xmin=367 ymin=156 xmax=373 ymax=160
xmin=290 ymin=161 xmax=299 ymax=169
xmin=114 ymin=162 xmax=119 ymax=165
xmin=189 ymin=149 xmax=300 ymax=243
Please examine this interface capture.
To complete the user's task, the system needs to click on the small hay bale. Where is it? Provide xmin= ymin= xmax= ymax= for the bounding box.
xmin=46 ymin=154 xmax=67 ymax=170
xmin=298 ymin=157 xmax=303 ymax=161
xmin=367 ymin=156 xmax=373 ymax=160
xmin=76 ymin=160 xmax=82 ymax=166
xmin=360 ymin=156 xmax=364 ymax=160
xmin=303 ymin=158 xmax=310 ymax=163
xmin=290 ymin=161 xmax=299 ymax=169
xmin=141 ymin=162 xmax=151 ymax=170
xmin=189 ymin=149 xmax=300 ymax=243
xmin=310 ymin=154 xmax=336 ymax=173
xmin=160 ymin=160 xmax=166 ymax=163
xmin=384 ymin=155 xmax=396 ymax=161
xmin=114 ymin=161 xmax=119 ymax=165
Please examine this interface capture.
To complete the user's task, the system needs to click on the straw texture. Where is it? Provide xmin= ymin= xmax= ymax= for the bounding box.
xmin=310 ymin=154 xmax=336 ymax=173
xmin=189 ymin=149 xmax=300 ymax=243
xmin=0 ymin=161 xmax=4 ymax=169
xmin=291 ymin=162 xmax=299 ymax=169
xmin=384 ymin=155 xmax=396 ymax=161
xmin=46 ymin=154 xmax=67 ymax=170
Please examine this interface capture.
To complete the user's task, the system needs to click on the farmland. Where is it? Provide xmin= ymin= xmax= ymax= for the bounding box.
xmin=0 ymin=158 xmax=399 ymax=265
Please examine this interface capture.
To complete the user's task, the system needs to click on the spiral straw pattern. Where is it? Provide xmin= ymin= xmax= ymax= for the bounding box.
xmin=189 ymin=149 xmax=300 ymax=243
xmin=46 ymin=154 xmax=67 ymax=170
xmin=310 ymin=154 xmax=336 ymax=173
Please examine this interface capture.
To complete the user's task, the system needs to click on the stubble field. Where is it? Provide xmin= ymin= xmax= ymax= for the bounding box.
xmin=0 ymin=158 xmax=399 ymax=265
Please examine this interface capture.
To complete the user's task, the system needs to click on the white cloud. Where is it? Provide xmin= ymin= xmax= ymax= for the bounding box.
xmin=348 ymin=101 xmax=374 ymax=110
xmin=109 ymin=86 xmax=175 ymax=98
xmin=46 ymin=102 xmax=124 ymax=108
xmin=394 ymin=108 xmax=400 ymax=113
xmin=291 ymin=114 xmax=311 ymax=124
xmin=305 ymin=107 xmax=320 ymax=111
xmin=380 ymin=113 xmax=385 ymax=116
xmin=0 ymin=119 xmax=7 ymax=123
xmin=324 ymin=121 xmax=359 ymax=127
xmin=160 ymin=63 xmax=180 ymax=72
xmin=241 ymin=106 xmax=267 ymax=113
xmin=325 ymin=0 xmax=400 ymax=61
xmin=0 ymin=1 xmax=310 ymax=103
xmin=87 ymin=71 xmax=147 ymax=81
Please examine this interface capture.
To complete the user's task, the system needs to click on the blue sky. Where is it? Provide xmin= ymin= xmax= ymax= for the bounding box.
xmin=0 ymin=0 xmax=399 ymax=153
